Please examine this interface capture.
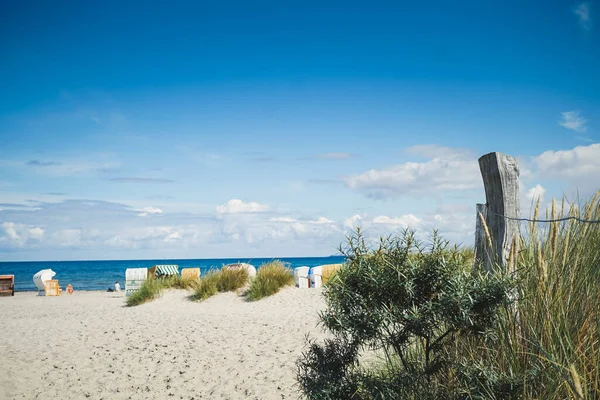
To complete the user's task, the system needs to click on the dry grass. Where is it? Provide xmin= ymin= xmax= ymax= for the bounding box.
xmin=217 ymin=266 xmax=249 ymax=292
xmin=190 ymin=271 xmax=220 ymax=301
xmin=460 ymin=192 xmax=600 ymax=398
xmin=190 ymin=267 xmax=249 ymax=302
xmin=125 ymin=279 xmax=166 ymax=307
xmin=246 ymin=260 xmax=294 ymax=301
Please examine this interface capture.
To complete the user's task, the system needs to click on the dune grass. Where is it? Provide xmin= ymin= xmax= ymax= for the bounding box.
xmin=216 ymin=266 xmax=249 ymax=292
xmin=246 ymin=260 xmax=294 ymax=301
xmin=126 ymin=275 xmax=200 ymax=306
xmin=494 ymin=194 xmax=600 ymax=398
xmin=161 ymin=275 xmax=200 ymax=290
xmin=190 ymin=271 xmax=220 ymax=301
xmin=125 ymin=278 xmax=166 ymax=307
xmin=448 ymin=193 xmax=600 ymax=398
xmin=190 ymin=267 xmax=249 ymax=302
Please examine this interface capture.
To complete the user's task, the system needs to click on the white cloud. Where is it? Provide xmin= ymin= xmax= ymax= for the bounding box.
xmin=216 ymin=199 xmax=270 ymax=214
xmin=574 ymin=2 xmax=592 ymax=30
xmin=343 ymin=214 xmax=365 ymax=229
xmin=525 ymin=184 xmax=546 ymax=203
xmin=533 ymin=143 xmax=600 ymax=179
xmin=559 ymin=111 xmax=588 ymax=132
xmin=0 ymin=222 xmax=45 ymax=248
xmin=269 ymin=217 xmax=296 ymax=223
xmin=105 ymin=226 xmax=197 ymax=249
xmin=372 ymin=214 xmax=421 ymax=228
xmin=312 ymin=217 xmax=335 ymax=224
xmin=0 ymin=196 xmax=479 ymax=259
xmin=51 ymin=229 xmax=83 ymax=247
xmin=2 ymin=222 xmax=20 ymax=242
xmin=28 ymin=227 xmax=45 ymax=241
xmin=136 ymin=206 xmax=163 ymax=217
xmin=344 ymin=145 xmax=480 ymax=199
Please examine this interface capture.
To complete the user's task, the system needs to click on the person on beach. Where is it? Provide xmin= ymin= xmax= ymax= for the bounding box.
xmin=114 ymin=281 xmax=121 ymax=292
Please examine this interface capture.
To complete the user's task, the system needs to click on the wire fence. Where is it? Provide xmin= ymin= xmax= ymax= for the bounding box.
xmin=485 ymin=210 xmax=600 ymax=224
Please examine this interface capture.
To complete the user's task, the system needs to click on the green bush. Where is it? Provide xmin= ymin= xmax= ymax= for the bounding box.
xmin=190 ymin=271 xmax=220 ymax=301
xmin=126 ymin=278 xmax=165 ymax=307
xmin=296 ymin=229 xmax=515 ymax=399
xmin=246 ymin=260 xmax=294 ymax=301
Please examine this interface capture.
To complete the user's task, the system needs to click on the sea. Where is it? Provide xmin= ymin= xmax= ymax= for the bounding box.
xmin=0 ymin=256 xmax=346 ymax=292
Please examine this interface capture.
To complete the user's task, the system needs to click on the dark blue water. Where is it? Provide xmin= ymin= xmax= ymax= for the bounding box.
xmin=0 ymin=256 xmax=345 ymax=292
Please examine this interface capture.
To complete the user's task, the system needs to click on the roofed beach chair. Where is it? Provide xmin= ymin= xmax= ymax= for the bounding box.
xmin=147 ymin=266 xmax=157 ymax=280
xmin=125 ymin=268 xmax=148 ymax=297
xmin=293 ymin=267 xmax=310 ymax=289
xmin=181 ymin=268 xmax=200 ymax=280
xmin=33 ymin=269 xmax=56 ymax=296
xmin=44 ymin=280 xmax=61 ymax=296
xmin=0 ymin=275 xmax=15 ymax=297
xmin=309 ymin=266 xmax=322 ymax=288
xmin=223 ymin=263 xmax=256 ymax=278
xmin=153 ymin=265 xmax=179 ymax=278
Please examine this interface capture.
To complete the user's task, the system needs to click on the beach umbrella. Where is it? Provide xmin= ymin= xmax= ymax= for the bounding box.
xmin=33 ymin=269 xmax=56 ymax=291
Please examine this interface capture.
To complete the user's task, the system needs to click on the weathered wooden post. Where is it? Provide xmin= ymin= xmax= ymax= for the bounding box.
xmin=475 ymin=152 xmax=520 ymax=272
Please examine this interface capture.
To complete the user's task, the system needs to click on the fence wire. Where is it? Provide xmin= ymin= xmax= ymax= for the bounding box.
xmin=485 ymin=210 xmax=600 ymax=224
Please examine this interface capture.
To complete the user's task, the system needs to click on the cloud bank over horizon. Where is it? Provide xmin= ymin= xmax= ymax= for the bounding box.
xmin=2 ymin=142 xmax=598 ymax=261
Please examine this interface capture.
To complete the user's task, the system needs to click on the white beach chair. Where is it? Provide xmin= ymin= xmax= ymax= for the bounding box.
xmin=294 ymin=267 xmax=310 ymax=289
xmin=33 ymin=269 xmax=56 ymax=296
xmin=309 ymin=266 xmax=323 ymax=288
xmin=125 ymin=268 xmax=148 ymax=297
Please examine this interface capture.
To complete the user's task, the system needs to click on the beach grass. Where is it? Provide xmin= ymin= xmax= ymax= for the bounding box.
xmin=246 ymin=260 xmax=294 ymax=301
xmin=126 ymin=275 xmax=200 ymax=306
xmin=190 ymin=271 xmax=220 ymax=301
xmin=125 ymin=278 xmax=165 ymax=307
xmin=190 ymin=267 xmax=249 ymax=302
xmin=162 ymin=275 xmax=200 ymax=290
xmin=475 ymin=194 xmax=600 ymax=398
xmin=216 ymin=266 xmax=249 ymax=292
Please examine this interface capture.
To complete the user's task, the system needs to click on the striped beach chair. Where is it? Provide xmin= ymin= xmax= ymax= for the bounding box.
xmin=153 ymin=265 xmax=179 ymax=278
xmin=125 ymin=268 xmax=148 ymax=297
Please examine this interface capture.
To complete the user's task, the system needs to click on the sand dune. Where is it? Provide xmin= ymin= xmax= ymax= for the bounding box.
xmin=0 ymin=287 xmax=326 ymax=399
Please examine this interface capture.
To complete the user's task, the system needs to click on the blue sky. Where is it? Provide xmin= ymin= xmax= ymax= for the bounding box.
xmin=1 ymin=0 xmax=598 ymax=260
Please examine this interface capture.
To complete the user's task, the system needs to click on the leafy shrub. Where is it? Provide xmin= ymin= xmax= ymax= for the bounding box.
xmin=217 ymin=266 xmax=249 ymax=292
xmin=246 ymin=260 xmax=294 ymax=300
xmin=296 ymin=229 xmax=515 ymax=399
xmin=190 ymin=271 xmax=220 ymax=301
xmin=126 ymin=278 xmax=165 ymax=307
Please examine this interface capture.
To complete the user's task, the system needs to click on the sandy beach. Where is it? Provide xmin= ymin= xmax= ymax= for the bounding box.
xmin=0 ymin=288 xmax=326 ymax=400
